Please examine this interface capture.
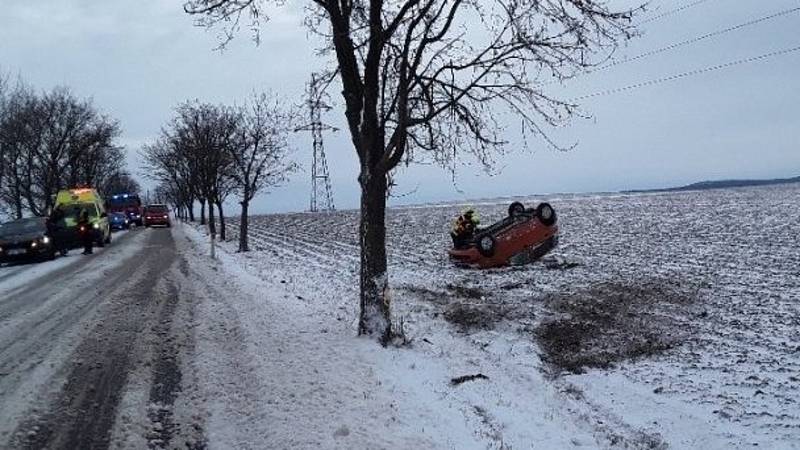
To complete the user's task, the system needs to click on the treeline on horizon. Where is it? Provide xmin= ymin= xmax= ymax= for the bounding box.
xmin=624 ymin=175 xmax=800 ymax=194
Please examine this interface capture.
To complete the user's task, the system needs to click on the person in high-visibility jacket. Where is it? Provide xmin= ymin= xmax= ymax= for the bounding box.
xmin=450 ymin=208 xmax=479 ymax=248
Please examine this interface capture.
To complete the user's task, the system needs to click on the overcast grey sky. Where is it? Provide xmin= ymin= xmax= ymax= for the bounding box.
xmin=1 ymin=0 xmax=798 ymax=213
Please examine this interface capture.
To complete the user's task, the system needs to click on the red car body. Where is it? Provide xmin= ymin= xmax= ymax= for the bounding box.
xmin=449 ymin=202 xmax=558 ymax=269
xmin=143 ymin=205 xmax=171 ymax=227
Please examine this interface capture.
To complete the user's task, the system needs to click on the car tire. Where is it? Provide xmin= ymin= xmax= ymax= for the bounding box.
xmin=536 ymin=203 xmax=557 ymax=226
xmin=508 ymin=201 xmax=525 ymax=218
xmin=477 ymin=234 xmax=496 ymax=258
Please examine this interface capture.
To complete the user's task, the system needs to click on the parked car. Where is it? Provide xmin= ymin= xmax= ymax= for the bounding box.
xmin=143 ymin=204 xmax=171 ymax=227
xmin=53 ymin=187 xmax=112 ymax=248
xmin=109 ymin=212 xmax=131 ymax=230
xmin=0 ymin=217 xmax=57 ymax=263
xmin=448 ymin=201 xmax=558 ymax=269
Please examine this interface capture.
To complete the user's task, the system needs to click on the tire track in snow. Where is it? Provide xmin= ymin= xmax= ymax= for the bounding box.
xmin=7 ymin=230 xmax=179 ymax=450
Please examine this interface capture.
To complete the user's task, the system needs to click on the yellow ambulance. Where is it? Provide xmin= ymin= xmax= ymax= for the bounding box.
xmin=53 ymin=188 xmax=112 ymax=247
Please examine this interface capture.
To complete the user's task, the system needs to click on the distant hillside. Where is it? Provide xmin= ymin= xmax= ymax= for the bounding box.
xmin=624 ymin=176 xmax=800 ymax=194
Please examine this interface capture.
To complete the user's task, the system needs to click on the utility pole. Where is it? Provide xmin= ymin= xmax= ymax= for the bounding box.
xmin=295 ymin=73 xmax=336 ymax=212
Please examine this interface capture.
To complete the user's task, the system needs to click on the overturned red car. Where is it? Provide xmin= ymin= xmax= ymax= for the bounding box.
xmin=449 ymin=201 xmax=558 ymax=269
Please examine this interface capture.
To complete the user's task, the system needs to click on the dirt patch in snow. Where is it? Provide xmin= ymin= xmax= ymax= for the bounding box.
xmin=536 ymin=280 xmax=695 ymax=374
xmin=443 ymin=302 xmax=514 ymax=331
xmin=401 ymin=283 xmax=513 ymax=331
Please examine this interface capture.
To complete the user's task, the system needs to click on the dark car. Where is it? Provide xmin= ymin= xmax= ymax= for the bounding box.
xmin=143 ymin=204 xmax=171 ymax=227
xmin=0 ymin=217 xmax=57 ymax=264
xmin=109 ymin=212 xmax=131 ymax=230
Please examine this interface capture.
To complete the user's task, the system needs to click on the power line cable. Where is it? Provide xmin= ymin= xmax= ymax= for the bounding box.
xmin=638 ymin=0 xmax=718 ymax=26
xmin=541 ymin=7 xmax=800 ymax=88
xmin=571 ymin=45 xmax=800 ymax=102
xmin=599 ymin=7 xmax=800 ymax=73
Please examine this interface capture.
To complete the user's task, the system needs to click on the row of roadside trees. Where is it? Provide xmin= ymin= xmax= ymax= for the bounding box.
xmin=142 ymin=92 xmax=297 ymax=253
xmin=0 ymin=74 xmax=135 ymax=219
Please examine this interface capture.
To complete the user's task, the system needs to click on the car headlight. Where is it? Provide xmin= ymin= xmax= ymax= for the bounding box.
xmin=31 ymin=241 xmax=38 ymax=248
xmin=93 ymin=223 xmax=100 ymax=229
xmin=163 ymin=215 xmax=168 ymax=219
xmin=42 ymin=236 xmax=51 ymax=244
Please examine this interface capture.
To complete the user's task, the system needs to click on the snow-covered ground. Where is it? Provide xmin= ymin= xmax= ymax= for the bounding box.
xmin=178 ymin=183 xmax=800 ymax=449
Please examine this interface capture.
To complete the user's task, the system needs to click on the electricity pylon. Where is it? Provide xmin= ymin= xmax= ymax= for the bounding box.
xmin=295 ymin=73 xmax=336 ymax=212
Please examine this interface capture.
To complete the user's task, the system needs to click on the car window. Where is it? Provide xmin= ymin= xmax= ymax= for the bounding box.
xmin=0 ymin=218 xmax=44 ymax=235
xmin=62 ymin=203 xmax=99 ymax=219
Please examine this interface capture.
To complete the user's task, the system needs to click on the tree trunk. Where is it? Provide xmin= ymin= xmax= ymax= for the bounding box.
xmin=357 ymin=169 xmax=392 ymax=344
xmin=207 ymin=200 xmax=216 ymax=237
xmin=199 ymin=199 xmax=206 ymax=225
xmin=217 ymin=202 xmax=226 ymax=241
xmin=188 ymin=200 xmax=195 ymax=222
xmin=14 ymin=187 xmax=23 ymax=220
xmin=238 ymin=200 xmax=249 ymax=252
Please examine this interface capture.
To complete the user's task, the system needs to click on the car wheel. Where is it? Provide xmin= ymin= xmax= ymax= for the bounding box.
xmin=508 ymin=201 xmax=525 ymax=218
xmin=536 ymin=203 xmax=557 ymax=226
xmin=477 ymin=234 xmax=496 ymax=258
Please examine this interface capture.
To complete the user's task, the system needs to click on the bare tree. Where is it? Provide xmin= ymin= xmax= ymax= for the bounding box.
xmin=231 ymin=92 xmax=298 ymax=252
xmin=100 ymin=171 xmax=142 ymax=199
xmin=143 ymin=101 xmax=238 ymax=237
xmin=0 ymin=82 xmax=122 ymax=218
xmin=185 ymin=0 xmax=642 ymax=343
xmin=0 ymin=72 xmax=7 ymax=203
xmin=142 ymin=134 xmax=197 ymax=221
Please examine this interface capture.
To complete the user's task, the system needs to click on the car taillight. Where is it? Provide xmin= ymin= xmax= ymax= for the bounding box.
xmin=163 ymin=215 xmax=168 ymax=219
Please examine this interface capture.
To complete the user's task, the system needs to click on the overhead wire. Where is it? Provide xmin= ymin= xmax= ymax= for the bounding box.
xmin=637 ymin=0 xmax=718 ymax=26
xmin=596 ymin=7 xmax=800 ymax=73
xmin=571 ymin=45 xmax=800 ymax=102
xmin=540 ymin=6 xmax=800 ymax=89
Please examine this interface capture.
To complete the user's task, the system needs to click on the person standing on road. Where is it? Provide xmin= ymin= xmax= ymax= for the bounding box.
xmin=47 ymin=206 xmax=68 ymax=256
xmin=77 ymin=209 xmax=93 ymax=255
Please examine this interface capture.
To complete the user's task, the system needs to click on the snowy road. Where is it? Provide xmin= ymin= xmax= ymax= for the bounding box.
xmin=0 ymin=228 xmax=191 ymax=449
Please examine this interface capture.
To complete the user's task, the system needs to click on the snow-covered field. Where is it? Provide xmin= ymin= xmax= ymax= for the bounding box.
xmin=184 ymin=183 xmax=800 ymax=449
